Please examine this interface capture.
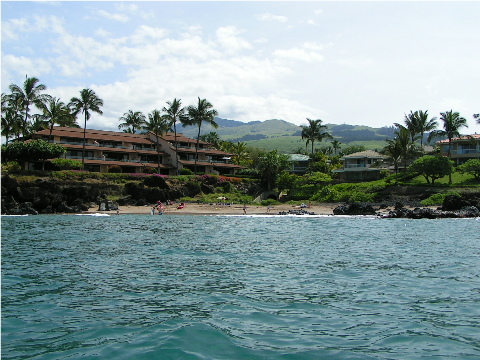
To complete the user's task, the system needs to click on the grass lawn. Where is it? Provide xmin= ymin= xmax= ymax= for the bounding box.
xmin=406 ymin=172 xmax=479 ymax=186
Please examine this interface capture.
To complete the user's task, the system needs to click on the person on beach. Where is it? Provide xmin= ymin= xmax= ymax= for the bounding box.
xmin=267 ymin=205 xmax=271 ymax=213
xmin=243 ymin=204 xmax=247 ymax=215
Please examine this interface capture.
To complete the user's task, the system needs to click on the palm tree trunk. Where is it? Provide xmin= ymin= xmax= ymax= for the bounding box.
xmin=174 ymin=121 xmax=179 ymax=175
xmin=448 ymin=138 xmax=452 ymax=183
xmin=194 ymin=123 xmax=201 ymax=175
xmin=156 ymin=134 xmax=161 ymax=174
xmin=82 ymin=113 xmax=86 ymax=171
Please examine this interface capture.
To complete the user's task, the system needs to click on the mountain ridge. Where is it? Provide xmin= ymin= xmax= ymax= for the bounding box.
xmin=178 ymin=117 xmax=443 ymax=153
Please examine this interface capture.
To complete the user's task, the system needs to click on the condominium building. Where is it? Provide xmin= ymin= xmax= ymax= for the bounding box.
xmin=436 ymin=134 xmax=480 ymax=165
xmin=31 ymin=127 xmax=243 ymax=175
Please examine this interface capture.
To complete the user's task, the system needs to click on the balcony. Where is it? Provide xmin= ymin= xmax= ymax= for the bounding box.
xmin=345 ymin=164 xmax=366 ymax=168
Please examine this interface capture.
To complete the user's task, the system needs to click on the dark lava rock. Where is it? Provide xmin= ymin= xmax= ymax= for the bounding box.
xmin=442 ymin=195 xmax=478 ymax=211
xmin=333 ymin=203 xmax=376 ymax=215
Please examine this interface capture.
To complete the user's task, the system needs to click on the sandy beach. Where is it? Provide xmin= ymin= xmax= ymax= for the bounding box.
xmin=86 ymin=202 xmax=340 ymax=216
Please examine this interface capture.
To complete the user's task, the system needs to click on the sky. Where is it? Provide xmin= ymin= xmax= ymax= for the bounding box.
xmin=2 ymin=1 xmax=480 ymax=134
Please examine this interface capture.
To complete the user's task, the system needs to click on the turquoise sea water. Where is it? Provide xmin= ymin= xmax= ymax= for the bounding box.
xmin=2 ymin=214 xmax=480 ymax=360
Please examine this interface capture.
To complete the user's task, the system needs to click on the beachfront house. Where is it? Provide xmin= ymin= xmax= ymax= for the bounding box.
xmin=435 ymin=134 xmax=480 ymax=165
xmin=28 ymin=127 xmax=244 ymax=175
xmin=332 ymin=150 xmax=387 ymax=181
xmin=286 ymin=154 xmax=310 ymax=175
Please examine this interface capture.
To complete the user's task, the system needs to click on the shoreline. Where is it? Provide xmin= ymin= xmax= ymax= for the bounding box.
xmin=85 ymin=203 xmax=434 ymax=216
xmin=87 ymin=203 xmax=339 ymax=216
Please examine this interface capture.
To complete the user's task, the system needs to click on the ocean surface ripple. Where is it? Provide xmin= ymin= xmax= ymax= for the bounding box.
xmin=2 ymin=215 xmax=480 ymax=359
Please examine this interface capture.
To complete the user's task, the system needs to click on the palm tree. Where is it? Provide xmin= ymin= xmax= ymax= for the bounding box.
xmin=300 ymin=118 xmax=332 ymax=169
xmin=1 ymin=93 xmax=24 ymax=144
xmin=414 ymin=110 xmax=438 ymax=147
xmin=118 ymin=110 xmax=146 ymax=134
xmin=231 ymin=141 xmax=250 ymax=166
xmin=331 ymin=139 xmax=342 ymax=155
xmin=399 ymin=111 xmax=420 ymax=144
xmin=162 ymin=98 xmax=188 ymax=174
xmin=394 ymin=124 xmax=418 ymax=173
xmin=429 ymin=110 xmax=468 ymax=183
xmin=28 ymin=113 xmax=50 ymax=134
xmin=145 ymin=109 xmax=171 ymax=173
xmin=185 ymin=98 xmax=218 ymax=174
xmin=382 ymin=137 xmax=402 ymax=184
xmin=69 ymin=88 xmax=103 ymax=171
xmin=40 ymin=97 xmax=78 ymax=141
xmin=8 ymin=76 xmax=49 ymax=137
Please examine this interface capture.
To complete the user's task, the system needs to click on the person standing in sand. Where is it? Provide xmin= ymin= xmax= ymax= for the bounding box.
xmin=243 ymin=204 xmax=247 ymax=215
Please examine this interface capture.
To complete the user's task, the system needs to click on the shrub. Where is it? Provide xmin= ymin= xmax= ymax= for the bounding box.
xmin=420 ymin=191 xmax=461 ymax=206
xmin=143 ymin=167 xmax=157 ymax=174
xmin=180 ymin=168 xmax=194 ymax=175
xmin=1 ymin=161 xmax=22 ymax=174
xmin=261 ymin=199 xmax=281 ymax=206
xmin=144 ymin=174 xmax=168 ymax=188
xmin=108 ymin=165 xmax=122 ymax=173
xmin=50 ymin=158 xmax=82 ymax=170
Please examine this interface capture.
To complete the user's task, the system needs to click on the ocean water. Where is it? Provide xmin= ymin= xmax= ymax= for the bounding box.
xmin=2 ymin=214 xmax=480 ymax=360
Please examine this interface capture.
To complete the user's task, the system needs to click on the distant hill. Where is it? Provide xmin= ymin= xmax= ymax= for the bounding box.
xmin=179 ymin=118 xmax=427 ymax=153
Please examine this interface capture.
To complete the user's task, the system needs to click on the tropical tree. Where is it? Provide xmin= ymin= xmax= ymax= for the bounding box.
xmin=28 ymin=113 xmax=49 ymax=134
xmin=69 ymin=88 xmax=103 ymax=171
xmin=382 ymin=137 xmax=403 ymax=184
xmin=231 ymin=141 xmax=250 ymax=166
xmin=1 ymin=139 xmax=66 ymax=170
xmin=8 ymin=76 xmax=49 ymax=137
xmin=145 ymin=109 xmax=171 ymax=173
xmin=40 ymin=97 xmax=78 ymax=141
xmin=409 ymin=155 xmax=453 ymax=184
xmin=331 ymin=139 xmax=342 ymax=155
xmin=300 ymin=118 xmax=332 ymax=158
xmin=256 ymin=149 xmax=290 ymax=191
xmin=118 ymin=110 xmax=146 ymax=134
xmin=394 ymin=124 xmax=419 ymax=173
xmin=428 ymin=110 xmax=468 ymax=183
xmin=414 ymin=110 xmax=438 ymax=147
xmin=185 ymin=98 xmax=218 ymax=174
xmin=456 ymin=159 xmax=480 ymax=180
xmin=200 ymin=131 xmax=221 ymax=148
xmin=162 ymin=98 xmax=189 ymax=174
xmin=400 ymin=111 xmax=420 ymax=144
xmin=1 ymin=93 xmax=24 ymax=144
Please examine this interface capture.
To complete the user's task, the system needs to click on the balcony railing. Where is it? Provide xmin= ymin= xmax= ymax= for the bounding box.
xmin=345 ymin=164 xmax=366 ymax=168
xmin=450 ymin=149 xmax=480 ymax=155
xmin=58 ymin=140 xmax=155 ymax=151
xmin=66 ymin=155 xmax=152 ymax=164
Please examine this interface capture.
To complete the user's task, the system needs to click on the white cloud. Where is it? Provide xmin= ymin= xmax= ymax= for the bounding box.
xmin=215 ymin=26 xmax=252 ymax=54
xmin=1 ymin=54 xmax=52 ymax=79
xmin=1 ymin=15 xmax=65 ymax=40
xmin=115 ymin=3 xmax=137 ymax=12
xmin=96 ymin=10 xmax=129 ymax=22
xmin=273 ymin=43 xmax=325 ymax=63
xmin=255 ymin=13 xmax=287 ymax=22
xmin=1 ymin=18 xmax=29 ymax=40
xmin=94 ymin=28 xmax=112 ymax=38
xmin=130 ymin=25 xmax=168 ymax=44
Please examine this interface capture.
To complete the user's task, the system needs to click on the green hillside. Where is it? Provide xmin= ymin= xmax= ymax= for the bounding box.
xmin=180 ymin=118 xmax=416 ymax=153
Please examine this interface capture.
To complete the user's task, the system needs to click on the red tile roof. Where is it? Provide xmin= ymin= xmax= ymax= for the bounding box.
xmin=436 ymin=134 xmax=480 ymax=144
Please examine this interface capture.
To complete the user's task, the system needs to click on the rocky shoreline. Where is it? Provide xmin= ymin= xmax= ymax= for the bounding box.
xmin=2 ymin=174 xmax=479 ymax=219
xmin=333 ymin=195 xmax=480 ymax=218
